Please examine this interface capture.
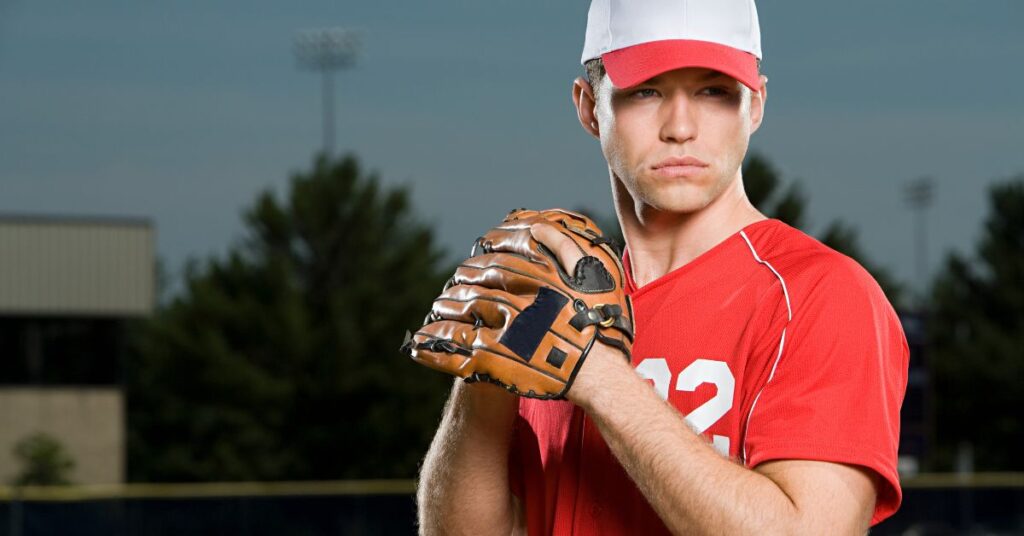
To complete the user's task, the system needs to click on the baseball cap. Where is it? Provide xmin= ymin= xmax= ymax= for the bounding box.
xmin=581 ymin=0 xmax=762 ymax=91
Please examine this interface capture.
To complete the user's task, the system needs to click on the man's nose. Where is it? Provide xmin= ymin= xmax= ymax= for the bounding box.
xmin=658 ymin=94 xmax=697 ymax=144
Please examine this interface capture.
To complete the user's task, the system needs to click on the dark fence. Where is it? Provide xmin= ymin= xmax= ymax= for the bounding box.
xmin=0 ymin=481 xmax=417 ymax=536
xmin=876 ymin=484 xmax=1024 ymax=535
xmin=0 ymin=475 xmax=1021 ymax=535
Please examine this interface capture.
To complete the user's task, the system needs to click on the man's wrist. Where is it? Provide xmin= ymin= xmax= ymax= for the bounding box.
xmin=567 ymin=341 xmax=639 ymax=411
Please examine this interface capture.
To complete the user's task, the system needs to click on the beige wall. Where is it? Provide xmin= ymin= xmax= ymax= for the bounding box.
xmin=0 ymin=218 xmax=154 ymax=316
xmin=0 ymin=388 xmax=124 ymax=485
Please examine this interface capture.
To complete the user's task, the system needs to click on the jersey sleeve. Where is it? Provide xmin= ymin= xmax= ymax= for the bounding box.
xmin=742 ymin=255 xmax=909 ymax=525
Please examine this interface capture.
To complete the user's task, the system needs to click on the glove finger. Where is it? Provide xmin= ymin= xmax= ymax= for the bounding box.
xmin=457 ymin=245 xmax=625 ymax=304
xmin=465 ymin=228 xmax=623 ymax=299
xmin=506 ymin=207 xmax=605 ymax=239
xmin=453 ymin=252 xmax=564 ymax=295
xmin=404 ymin=320 xmax=489 ymax=376
xmin=528 ymin=221 xmax=587 ymax=279
xmin=506 ymin=215 xmax=626 ymax=295
xmin=473 ymin=219 xmax=590 ymax=271
xmin=433 ymin=284 xmax=530 ymax=330
xmin=471 ymin=225 xmax=548 ymax=264
xmin=491 ymin=215 xmax=616 ymax=285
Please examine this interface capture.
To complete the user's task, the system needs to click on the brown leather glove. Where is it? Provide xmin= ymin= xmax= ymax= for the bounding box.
xmin=401 ymin=208 xmax=634 ymax=399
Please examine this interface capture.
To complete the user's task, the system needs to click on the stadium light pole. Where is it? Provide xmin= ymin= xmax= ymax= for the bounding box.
xmin=904 ymin=176 xmax=935 ymax=307
xmin=293 ymin=28 xmax=360 ymax=156
xmin=903 ymin=176 xmax=936 ymax=481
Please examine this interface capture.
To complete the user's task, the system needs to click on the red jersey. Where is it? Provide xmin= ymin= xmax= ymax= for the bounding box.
xmin=509 ymin=218 xmax=909 ymax=534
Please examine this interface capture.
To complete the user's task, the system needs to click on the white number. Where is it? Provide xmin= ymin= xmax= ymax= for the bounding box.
xmin=635 ymin=358 xmax=671 ymax=399
xmin=635 ymin=358 xmax=734 ymax=456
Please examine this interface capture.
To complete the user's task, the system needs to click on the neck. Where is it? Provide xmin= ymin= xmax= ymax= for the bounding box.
xmin=613 ymin=171 xmax=765 ymax=288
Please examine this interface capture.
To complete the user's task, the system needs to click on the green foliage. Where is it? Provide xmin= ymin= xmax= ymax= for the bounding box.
xmin=927 ymin=176 xmax=1024 ymax=470
xmin=12 ymin=432 xmax=75 ymax=486
xmin=127 ymin=153 xmax=453 ymax=481
xmin=743 ymin=154 xmax=808 ymax=230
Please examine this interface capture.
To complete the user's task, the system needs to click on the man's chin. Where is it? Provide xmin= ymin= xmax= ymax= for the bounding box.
xmin=636 ymin=190 xmax=711 ymax=215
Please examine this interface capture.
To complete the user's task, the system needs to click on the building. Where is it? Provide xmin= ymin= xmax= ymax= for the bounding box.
xmin=0 ymin=215 xmax=154 ymax=485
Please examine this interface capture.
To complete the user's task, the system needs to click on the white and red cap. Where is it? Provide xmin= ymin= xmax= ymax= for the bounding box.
xmin=582 ymin=0 xmax=762 ymax=91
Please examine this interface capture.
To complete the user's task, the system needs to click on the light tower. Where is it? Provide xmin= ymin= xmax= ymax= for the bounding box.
xmin=293 ymin=28 xmax=360 ymax=156
xmin=903 ymin=176 xmax=935 ymax=305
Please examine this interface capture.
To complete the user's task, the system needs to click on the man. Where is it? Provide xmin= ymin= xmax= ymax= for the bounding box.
xmin=415 ymin=0 xmax=909 ymax=533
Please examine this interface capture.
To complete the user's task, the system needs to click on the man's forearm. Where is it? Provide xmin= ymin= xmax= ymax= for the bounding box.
xmin=571 ymin=350 xmax=872 ymax=535
xmin=417 ymin=380 xmax=521 ymax=535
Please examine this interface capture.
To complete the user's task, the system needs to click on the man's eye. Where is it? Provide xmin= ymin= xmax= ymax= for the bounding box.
xmin=632 ymin=88 xmax=658 ymax=98
xmin=701 ymin=87 xmax=731 ymax=97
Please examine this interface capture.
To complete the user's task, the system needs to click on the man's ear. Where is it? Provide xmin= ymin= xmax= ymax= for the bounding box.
xmin=572 ymin=77 xmax=601 ymax=139
xmin=750 ymin=74 xmax=768 ymax=134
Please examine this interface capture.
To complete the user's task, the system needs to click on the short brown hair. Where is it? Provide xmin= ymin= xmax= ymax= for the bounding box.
xmin=583 ymin=58 xmax=607 ymax=94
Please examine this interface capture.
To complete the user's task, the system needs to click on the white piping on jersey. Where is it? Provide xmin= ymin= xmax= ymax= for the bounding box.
xmin=739 ymin=231 xmax=791 ymax=322
xmin=738 ymin=230 xmax=792 ymax=464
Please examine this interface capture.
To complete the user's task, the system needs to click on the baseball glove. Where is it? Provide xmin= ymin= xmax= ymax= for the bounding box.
xmin=400 ymin=208 xmax=634 ymax=399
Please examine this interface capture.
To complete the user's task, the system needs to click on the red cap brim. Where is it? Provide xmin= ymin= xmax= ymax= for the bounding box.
xmin=602 ymin=39 xmax=761 ymax=91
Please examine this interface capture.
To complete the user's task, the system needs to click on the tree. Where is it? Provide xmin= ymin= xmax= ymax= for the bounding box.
xmin=927 ymin=176 xmax=1024 ymax=470
xmin=743 ymin=152 xmax=809 ymax=230
xmin=12 ymin=433 xmax=75 ymax=486
xmin=127 ymin=153 xmax=453 ymax=481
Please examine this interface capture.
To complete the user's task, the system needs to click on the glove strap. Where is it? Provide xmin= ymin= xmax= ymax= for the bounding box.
xmin=588 ymin=235 xmax=624 ymax=257
xmin=569 ymin=303 xmax=634 ymax=341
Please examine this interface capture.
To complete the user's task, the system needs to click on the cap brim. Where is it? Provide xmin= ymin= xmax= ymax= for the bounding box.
xmin=602 ymin=39 xmax=761 ymax=91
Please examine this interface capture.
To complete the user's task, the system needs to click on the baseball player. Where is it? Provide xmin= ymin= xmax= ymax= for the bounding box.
xmin=406 ymin=0 xmax=909 ymax=534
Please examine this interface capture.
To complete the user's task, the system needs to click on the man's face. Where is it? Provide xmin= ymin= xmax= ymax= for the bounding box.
xmin=588 ymin=67 xmax=765 ymax=215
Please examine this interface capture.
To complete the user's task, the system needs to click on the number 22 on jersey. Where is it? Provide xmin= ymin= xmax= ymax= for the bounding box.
xmin=635 ymin=358 xmax=735 ymax=456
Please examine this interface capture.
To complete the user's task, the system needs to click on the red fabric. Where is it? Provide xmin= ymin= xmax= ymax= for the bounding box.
xmin=508 ymin=219 xmax=909 ymax=534
xmin=602 ymin=39 xmax=761 ymax=91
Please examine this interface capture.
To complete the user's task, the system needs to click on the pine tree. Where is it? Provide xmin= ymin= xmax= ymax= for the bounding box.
xmin=927 ymin=176 xmax=1024 ymax=470
xmin=127 ymin=154 xmax=453 ymax=481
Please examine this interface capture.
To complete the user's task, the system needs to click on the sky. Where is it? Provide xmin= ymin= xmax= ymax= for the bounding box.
xmin=1 ymin=0 xmax=1021 ymax=296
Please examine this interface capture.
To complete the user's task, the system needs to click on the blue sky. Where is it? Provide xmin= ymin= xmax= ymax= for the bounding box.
xmin=1 ymin=0 xmax=1021 ymax=294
